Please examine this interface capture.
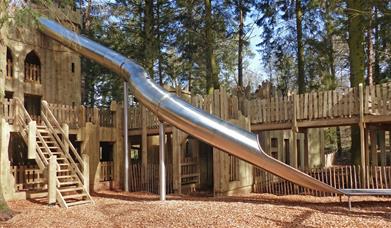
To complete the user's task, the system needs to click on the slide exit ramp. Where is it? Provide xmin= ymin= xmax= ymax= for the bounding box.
xmin=38 ymin=18 xmax=344 ymax=195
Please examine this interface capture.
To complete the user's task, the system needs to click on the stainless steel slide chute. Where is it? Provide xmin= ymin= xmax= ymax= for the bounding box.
xmin=38 ymin=18 xmax=342 ymax=195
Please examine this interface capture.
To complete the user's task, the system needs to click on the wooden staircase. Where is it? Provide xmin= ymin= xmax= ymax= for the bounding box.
xmin=14 ymin=98 xmax=93 ymax=208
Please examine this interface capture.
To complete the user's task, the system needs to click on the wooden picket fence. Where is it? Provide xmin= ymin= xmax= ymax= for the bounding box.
xmin=48 ymin=103 xmax=82 ymax=128
xmin=100 ymin=161 xmax=114 ymax=181
xmin=128 ymin=89 xmax=242 ymax=129
xmin=253 ymin=165 xmax=391 ymax=196
xmin=364 ymin=83 xmax=391 ymax=115
xmin=11 ymin=165 xmax=46 ymax=191
xmin=2 ymin=98 xmax=117 ymax=129
xmin=181 ymin=157 xmax=200 ymax=185
xmin=99 ymin=109 xmax=116 ymax=127
xmin=128 ymin=163 xmax=173 ymax=194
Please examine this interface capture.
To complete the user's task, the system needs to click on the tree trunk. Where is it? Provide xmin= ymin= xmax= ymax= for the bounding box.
xmin=325 ymin=0 xmax=336 ymax=86
xmin=367 ymin=7 xmax=374 ymax=85
xmin=374 ymin=8 xmax=380 ymax=83
xmin=238 ymin=0 xmax=244 ymax=89
xmin=144 ymin=0 xmax=154 ymax=78
xmin=295 ymin=0 xmax=305 ymax=94
xmin=325 ymin=1 xmax=343 ymax=154
xmin=347 ymin=0 xmax=366 ymax=165
xmin=156 ymin=0 xmax=163 ymax=85
xmin=204 ymin=0 xmax=219 ymax=94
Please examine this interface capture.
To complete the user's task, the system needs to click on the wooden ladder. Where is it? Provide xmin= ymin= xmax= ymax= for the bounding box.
xmin=14 ymin=99 xmax=93 ymax=208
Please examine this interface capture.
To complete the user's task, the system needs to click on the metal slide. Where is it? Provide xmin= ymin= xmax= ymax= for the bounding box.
xmin=38 ymin=18 xmax=342 ymax=195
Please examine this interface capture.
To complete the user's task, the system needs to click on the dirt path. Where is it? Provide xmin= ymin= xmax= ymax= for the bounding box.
xmin=1 ymin=191 xmax=391 ymax=227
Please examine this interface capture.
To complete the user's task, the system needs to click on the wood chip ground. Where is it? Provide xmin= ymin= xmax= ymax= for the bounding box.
xmin=1 ymin=190 xmax=391 ymax=227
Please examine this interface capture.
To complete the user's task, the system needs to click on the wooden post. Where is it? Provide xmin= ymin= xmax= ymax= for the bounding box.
xmin=62 ymin=123 xmax=69 ymax=155
xmin=83 ymin=153 xmax=90 ymax=193
xmin=93 ymin=107 xmax=99 ymax=125
xmin=291 ymin=94 xmax=298 ymax=168
xmin=48 ymin=155 xmax=57 ymax=205
xmin=359 ymin=83 xmax=366 ymax=185
xmin=27 ymin=121 xmax=37 ymax=159
xmin=370 ymin=130 xmax=378 ymax=166
xmin=379 ymin=130 xmax=386 ymax=166
xmin=303 ymin=128 xmax=309 ymax=169
xmin=172 ymin=128 xmax=181 ymax=194
xmin=80 ymin=105 xmax=86 ymax=127
xmin=141 ymin=105 xmax=148 ymax=188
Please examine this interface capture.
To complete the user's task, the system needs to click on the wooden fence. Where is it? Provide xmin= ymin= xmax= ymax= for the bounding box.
xmin=128 ymin=105 xmax=160 ymax=129
xmin=100 ymin=161 xmax=114 ymax=181
xmin=128 ymin=89 xmax=242 ymax=129
xmin=2 ymin=99 xmax=117 ymax=129
xmin=253 ymin=165 xmax=391 ymax=196
xmin=181 ymin=157 xmax=200 ymax=185
xmin=128 ymin=163 xmax=173 ymax=194
xmin=11 ymin=165 xmax=46 ymax=191
xmin=99 ymin=109 xmax=116 ymax=127
xmin=48 ymin=103 xmax=82 ymax=128
xmin=126 ymin=82 xmax=391 ymax=130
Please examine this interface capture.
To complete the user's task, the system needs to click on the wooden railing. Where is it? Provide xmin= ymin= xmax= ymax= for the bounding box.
xmin=41 ymin=100 xmax=85 ymax=185
xmin=181 ymin=157 xmax=199 ymax=185
xmin=100 ymin=161 xmax=113 ymax=181
xmin=253 ymin=165 xmax=391 ymax=196
xmin=48 ymin=103 xmax=82 ymax=129
xmin=364 ymin=83 xmax=391 ymax=115
xmin=2 ymin=99 xmax=117 ymax=129
xmin=127 ymin=82 xmax=391 ymax=130
xmin=128 ymin=163 xmax=173 ymax=194
xmin=24 ymin=63 xmax=41 ymax=83
xmin=99 ymin=109 xmax=115 ymax=127
xmin=14 ymin=98 xmax=47 ymax=170
xmin=11 ymin=165 xmax=46 ymax=191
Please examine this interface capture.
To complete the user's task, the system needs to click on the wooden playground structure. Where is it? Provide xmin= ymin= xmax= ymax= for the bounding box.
xmin=1 ymin=3 xmax=391 ymax=208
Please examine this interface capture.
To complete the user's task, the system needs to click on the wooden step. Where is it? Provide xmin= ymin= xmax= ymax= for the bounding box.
xmin=59 ymin=187 xmax=83 ymax=193
xmin=59 ymin=180 xmax=79 ymax=186
xmin=57 ymin=169 xmax=72 ymax=173
xmin=66 ymin=200 xmax=92 ymax=207
xmin=62 ymin=193 xmax=87 ymax=200
xmin=58 ymin=175 xmax=76 ymax=179
xmin=37 ymin=130 xmax=49 ymax=133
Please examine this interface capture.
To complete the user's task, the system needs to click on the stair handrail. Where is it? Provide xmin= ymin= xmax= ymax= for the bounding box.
xmin=41 ymin=100 xmax=85 ymax=183
xmin=13 ymin=98 xmax=48 ymax=168
xmin=14 ymin=98 xmax=32 ymax=123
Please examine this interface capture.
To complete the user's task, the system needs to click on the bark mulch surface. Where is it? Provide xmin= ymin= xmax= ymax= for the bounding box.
xmin=1 ymin=190 xmax=391 ymax=227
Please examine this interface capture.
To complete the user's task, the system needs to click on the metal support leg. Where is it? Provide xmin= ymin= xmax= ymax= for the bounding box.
xmin=159 ymin=122 xmax=166 ymax=201
xmin=339 ymin=195 xmax=342 ymax=203
xmin=124 ymin=81 xmax=129 ymax=192
xmin=348 ymin=196 xmax=351 ymax=211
